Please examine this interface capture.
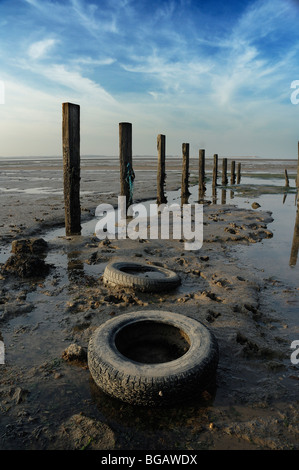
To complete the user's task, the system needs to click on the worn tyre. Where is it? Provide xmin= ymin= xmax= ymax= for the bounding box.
xmin=103 ymin=261 xmax=180 ymax=292
xmin=88 ymin=310 xmax=219 ymax=407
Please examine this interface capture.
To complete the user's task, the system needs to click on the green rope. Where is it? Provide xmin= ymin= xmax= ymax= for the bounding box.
xmin=125 ymin=162 xmax=135 ymax=206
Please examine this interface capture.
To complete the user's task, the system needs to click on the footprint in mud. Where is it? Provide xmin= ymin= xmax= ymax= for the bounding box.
xmin=206 ymin=310 xmax=221 ymax=323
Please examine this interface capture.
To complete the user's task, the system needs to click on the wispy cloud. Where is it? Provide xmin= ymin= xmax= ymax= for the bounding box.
xmin=28 ymin=38 xmax=58 ymax=60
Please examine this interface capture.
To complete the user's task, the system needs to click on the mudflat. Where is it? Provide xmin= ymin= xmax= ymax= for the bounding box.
xmin=0 ymin=156 xmax=298 ymax=450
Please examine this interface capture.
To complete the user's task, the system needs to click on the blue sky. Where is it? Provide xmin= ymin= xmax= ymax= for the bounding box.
xmin=1 ymin=0 xmax=299 ymax=158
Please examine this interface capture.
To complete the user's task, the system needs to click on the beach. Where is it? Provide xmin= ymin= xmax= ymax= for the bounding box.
xmin=0 ymin=156 xmax=298 ymax=450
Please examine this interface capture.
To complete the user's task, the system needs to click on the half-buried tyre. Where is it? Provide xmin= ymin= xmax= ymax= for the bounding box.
xmin=88 ymin=310 xmax=219 ymax=407
xmin=103 ymin=261 xmax=181 ymax=293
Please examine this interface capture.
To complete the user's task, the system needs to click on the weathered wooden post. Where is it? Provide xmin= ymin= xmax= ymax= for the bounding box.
xmin=212 ymin=154 xmax=218 ymax=187
xmin=222 ymin=158 xmax=228 ymax=185
xmin=284 ymin=169 xmax=290 ymax=188
xmin=289 ymin=198 xmax=299 ymax=266
xmin=62 ymin=102 xmax=81 ymax=236
xmin=237 ymin=162 xmax=241 ymax=184
xmin=198 ymin=149 xmax=205 ymax=199
xmin=231 ymin=160 xmax=236 ymax=185
xmin=181 ymin=143 xmax=190 ymax=203
xmin=119 ymin=122 xmax=134 ymax=210
xmin=157 ymin=134 xmax=167 ymax=205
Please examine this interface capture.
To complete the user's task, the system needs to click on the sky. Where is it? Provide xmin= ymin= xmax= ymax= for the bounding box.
xmin=1 ymin=0 xmax=299 ymax=158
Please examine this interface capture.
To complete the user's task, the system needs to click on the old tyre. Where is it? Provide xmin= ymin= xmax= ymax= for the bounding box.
xmin=88 ymin=311 xmax=219 ymax=407
xmin=103 ymin=261 xmax=180 ymax=292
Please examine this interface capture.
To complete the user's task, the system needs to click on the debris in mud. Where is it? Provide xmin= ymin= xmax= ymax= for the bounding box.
xmin=62 ymin=343 xmax=87 ymax=363
xmin=1 ymin=237 xmax=51 ymax=279
xmin=11 ymin=238 xmax=48 ymax=255
xmin=2 ymin=255 xmax=51 ymax=279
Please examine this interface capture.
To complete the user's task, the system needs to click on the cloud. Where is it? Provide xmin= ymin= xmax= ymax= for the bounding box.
xmin=28 ymin=38 xmax=58 ymax=60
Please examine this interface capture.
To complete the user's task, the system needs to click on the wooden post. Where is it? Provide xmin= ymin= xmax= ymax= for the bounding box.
xmin=284 ymin=169 xmax=289 ymax=188
xmin=289 ymin=199 xmax=299 ymax=266
xmin=157 ymin=134 xmax=167 ymax=205
xmin=237 ymin=162 xmax=241 ymax=184
xmin=181 ymin=143 xmax=190 ymax=203
xmin=62 ymin=102 xmax=81 ymax=236
xmin=212 ymin=154 xmax=218 ymax=187
xmin=119 ymin=122 xmax=133 ymax=210
xmin=230 ymin=160 xmax=236 ymax=185
xmin=198 ymin=149 xmax=205 ymax=199
xmin=222 ymin=158 xmax=228 ymax=185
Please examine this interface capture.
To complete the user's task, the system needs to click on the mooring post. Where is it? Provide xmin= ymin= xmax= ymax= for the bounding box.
xmin=62 ymin=102 xmax=81 ymax=236
xmin=222 ymin=158 xmax=228 ymax=185
xmin=289 ymin=198 xmax=299 ymax=266
xmin=198 ymin=149 xmax=205 ymax=199
xmin=231 ymin=160 xmax=236 ymax=185
xmin=181 ymin=143 xmax=190 ymax=203
xmin=119 ymin=122 xmax=133 ymax=210
xmin=157 ymin=134 xmax=167 ymax=205
xmin=237 ymin=162 xmax=241 ymax=184
xmin=285 ymin=169 xmax=290 ymax=188
xmin=212 ymin=154 xmax=218 ymax=187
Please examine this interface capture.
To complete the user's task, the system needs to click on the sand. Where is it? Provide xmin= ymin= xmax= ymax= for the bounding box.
xmin=0 ymin=156 xmax=298 ymax=450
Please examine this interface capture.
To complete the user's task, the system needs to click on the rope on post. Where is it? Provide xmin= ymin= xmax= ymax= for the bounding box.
xmin=125 ymin=162 xmax=135 ymax=206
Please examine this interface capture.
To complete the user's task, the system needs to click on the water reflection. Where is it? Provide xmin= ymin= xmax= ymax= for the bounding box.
xmin=221 ymin=188 xmax=226 ymax=205
xmin=289 ymin=199 xmax=299 ymax=267
xmin=212 ymin=186 xmax=217 ymax=204
xmin=67 ymin=250 xmax=84 ymax=282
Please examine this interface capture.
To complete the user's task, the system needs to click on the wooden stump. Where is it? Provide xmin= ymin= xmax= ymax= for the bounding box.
xmin=62 ymin=102 xmax=81 ymax=236
xmin=198 ymin=149 xmax=205 ymax=200
xmin=181 ymin=143 xmax=190 ymax=203
xmin=237 ymin=162 xmax=241 ymax=184
xmin=157 ymin=134 xmax=167 ymax=205
xmin=212 ymin=154 xmax=218 ymax=187
xmin=222 ymin=158 xmax=228 ymax=185
xmin=119 ymin=122 xmax=134 ymax=210
xmin=230 ymin=160 xmax=236 ymax=185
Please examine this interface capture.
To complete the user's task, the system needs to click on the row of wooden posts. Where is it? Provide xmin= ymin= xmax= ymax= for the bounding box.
xmin=62 ymin=102 xmax=298 ymax=236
